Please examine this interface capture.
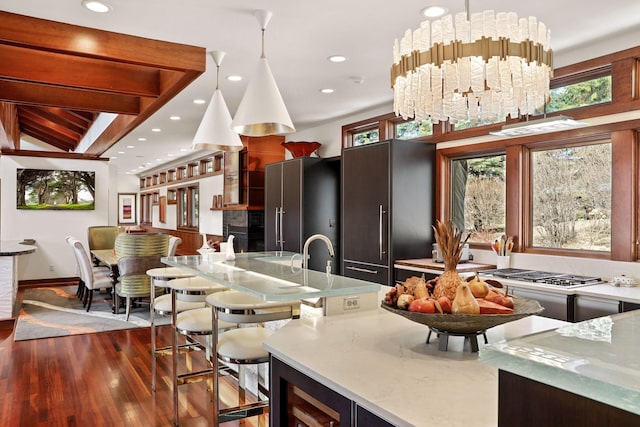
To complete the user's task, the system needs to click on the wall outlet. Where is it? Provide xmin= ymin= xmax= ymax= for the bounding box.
xmin=49 ymin=264 xmax=55 ymax=271
xmin=343 ymin=295 xmax=360 ymax=310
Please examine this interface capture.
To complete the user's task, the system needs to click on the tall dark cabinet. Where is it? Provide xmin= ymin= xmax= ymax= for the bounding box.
xmin=265 ymin=157 xmax=340 ymax=273
xmin=341 ymin=139 xmax=435 ymax=286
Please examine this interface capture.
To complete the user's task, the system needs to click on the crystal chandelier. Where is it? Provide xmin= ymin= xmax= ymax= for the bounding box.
xmin=391 ymin=2 xmax=553 ymax=124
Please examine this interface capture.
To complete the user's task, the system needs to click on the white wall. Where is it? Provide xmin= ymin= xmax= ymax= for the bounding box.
xmin=1 ymin=156 xmax=111 ymax=280
xmin=286 ymin=103 xmax=392 ymax=158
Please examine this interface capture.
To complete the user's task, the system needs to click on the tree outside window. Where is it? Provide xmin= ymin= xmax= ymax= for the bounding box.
xmin=451 ymin=155 xmax=506 ymax=243
xmin=531 ymin=143 xmax=611 ymax=251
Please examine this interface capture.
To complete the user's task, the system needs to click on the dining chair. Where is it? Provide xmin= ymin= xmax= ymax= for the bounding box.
xmin=167 ymin=235 xmax=182 ymax=257
xmin=66 ymin=235 xmax=111 ymax=301
xmin=114 ymin=233 xmax=169 ymax=320
xmin=69 ymin=237 xmax=114 ymax=311
xmin=87 ymin=226 xmax=123 ymax=266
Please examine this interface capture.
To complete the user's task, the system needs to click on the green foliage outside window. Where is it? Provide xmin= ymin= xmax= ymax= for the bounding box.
xmin=395 ymin=120 xmax=433 ymax=139
xmin=546 ymin=76 xmax=612 ymax=113
xmin=353 ymin=129 xmax=379 ymax=146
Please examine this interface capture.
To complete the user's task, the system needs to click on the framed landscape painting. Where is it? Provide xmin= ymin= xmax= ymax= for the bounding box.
xmin=118 ymin=193 xmax=137 ymax=224
xmin=16 ymin=168 xmax=95 ymax=210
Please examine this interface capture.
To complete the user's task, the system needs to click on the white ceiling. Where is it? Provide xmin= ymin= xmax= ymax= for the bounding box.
xmin=3 ymin=0 xmax=640 ymax=175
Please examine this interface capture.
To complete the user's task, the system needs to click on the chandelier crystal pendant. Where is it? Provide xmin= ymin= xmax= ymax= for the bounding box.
xmin=231 ymin=9 xmax=295 ymax=137
xmin=390 ymin=1 xmax=553 ymax=124
xmin=191 ymin=51 xmax=244 ymax=152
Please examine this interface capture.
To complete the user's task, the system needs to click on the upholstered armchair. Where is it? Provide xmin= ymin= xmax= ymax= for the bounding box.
xmin=114 ymin=233 xmax=169 ymax=320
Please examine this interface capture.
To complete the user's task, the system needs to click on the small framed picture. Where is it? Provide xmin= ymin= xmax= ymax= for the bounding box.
xmin=117 ymin=193 xmax=137 ymax=224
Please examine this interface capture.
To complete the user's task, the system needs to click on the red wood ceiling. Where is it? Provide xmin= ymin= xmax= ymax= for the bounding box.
xmin=0 ymin=11 xmax=205 ymax=158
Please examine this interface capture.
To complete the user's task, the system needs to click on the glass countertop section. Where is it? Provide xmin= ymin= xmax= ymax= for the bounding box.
xmin=480 ymin=310 xmax=640 ymax=415
xmin=161 ymin=251 xmax=380 ymax=301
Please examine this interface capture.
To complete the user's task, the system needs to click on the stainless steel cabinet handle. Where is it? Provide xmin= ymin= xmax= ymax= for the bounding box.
xmin=346 ymin=266 xmax=378 ymax=274
xmin=379 ymin=204 xmax=386 ymax=261
xmin=279 ymin=207 xmax=285 ymax=247
xmin=275 ymin=207 xmax=280 ymax=246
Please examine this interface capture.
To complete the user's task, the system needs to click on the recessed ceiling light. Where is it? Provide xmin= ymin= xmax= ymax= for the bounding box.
xmin=421 ymin=6 xmax=448 ymax=18
xmin=152 ymin=128 xmax=161 ymax=132
xmin=193 ymin=99 xmax=206 ymax=105
xmin=81 ymin=0 xmax=111 ymax=13
xmin=137 ymin=137 xmax=147 ymax=141
xmin=180 ymin=148 xmax=188 ymax=152
xmin=110 ymin=156 xmax=117 ymax=160
xmin=328 ymin=55 xmax=347 ymax=63
xmin=156 ymin=159 xmax=163 ymax=162
xmin=118 ymin=151 xmax=125 ymax=154
xmin=170 ymin=116 xmax=181 ymax=121
xmin=226 ymin=75 xmax=242 ymax=82
xmin=320 ymin=88 xmax=335 ymax=94
xmin=127 ymin=145 xmax=135 ymax=149
xmin=167 ymin=153 xmax=174 ymax=157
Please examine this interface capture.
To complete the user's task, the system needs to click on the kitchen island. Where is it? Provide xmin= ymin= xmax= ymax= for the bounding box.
xmin=264 ymin=307 xmax=566 ymax=426
xmin=1 ymin=240 xmax=37 ymax=321
xmin=481 ymin=310 xmax=640 ymax=426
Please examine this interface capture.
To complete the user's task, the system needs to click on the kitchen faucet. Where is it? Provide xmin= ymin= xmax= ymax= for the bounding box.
xmin=302 ymin=234 xmax=335 ymax=270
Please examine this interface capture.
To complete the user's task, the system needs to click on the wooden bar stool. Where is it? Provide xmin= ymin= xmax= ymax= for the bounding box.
xmin=146 ymin=267 xmax=195 ymax=392
xmin=206 ymin=291 xmax=300 ymax=426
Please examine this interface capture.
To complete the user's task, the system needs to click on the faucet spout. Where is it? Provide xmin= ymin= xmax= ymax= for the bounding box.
xmin=302 ymin=234 xmax=335 ymax=269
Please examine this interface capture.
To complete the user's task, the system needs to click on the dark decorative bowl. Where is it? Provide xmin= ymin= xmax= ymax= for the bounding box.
xmin=282 ymin=141 xmax=321 ymax=157
xmin=380 ymin=297 xmax=544 ymax=334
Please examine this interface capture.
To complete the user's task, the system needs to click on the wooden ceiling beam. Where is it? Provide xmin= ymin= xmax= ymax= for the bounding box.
xmin=0 ymin=44 xmax=161 ymax=97
xmin=0 ymin=80 xmax=141 ymax=114
xmin=20 ymin=125 xmax=74 ymax=151
xmin=0 ymin=102 xmax=19 ymax=150
xmin=19 ymin=106 xmax=88 ymax=136
xmin=19 ymin=108 xmax=83 ymax=143
xmin=0 ymin=11 xmax=205 ymax=72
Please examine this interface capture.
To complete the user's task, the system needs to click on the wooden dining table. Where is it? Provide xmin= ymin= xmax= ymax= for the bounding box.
xmin=91 ymin=248 xmax=119 ymax=285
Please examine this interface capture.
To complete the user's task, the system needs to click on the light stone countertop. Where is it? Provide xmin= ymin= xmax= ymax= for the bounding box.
xmin=264 ymin=307 xmax=567 ymax=427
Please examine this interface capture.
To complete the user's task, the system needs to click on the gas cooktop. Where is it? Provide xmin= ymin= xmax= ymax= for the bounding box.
xmin=483 ymin=268 xmax=604 ymax=288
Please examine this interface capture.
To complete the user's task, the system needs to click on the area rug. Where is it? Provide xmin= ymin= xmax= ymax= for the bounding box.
xmin=14 ymin=285 xmax=169 ymax=341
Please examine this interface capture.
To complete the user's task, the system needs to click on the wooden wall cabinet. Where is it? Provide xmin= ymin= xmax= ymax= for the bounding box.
xmin=341 ymin=139 xmax=436 ymax=286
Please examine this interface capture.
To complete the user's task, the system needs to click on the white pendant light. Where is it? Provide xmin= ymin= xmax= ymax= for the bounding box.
xmin=231 ymin=9 xmax=295 ymax=137
xmin=191 ymin=51 xmax=244 ymax=152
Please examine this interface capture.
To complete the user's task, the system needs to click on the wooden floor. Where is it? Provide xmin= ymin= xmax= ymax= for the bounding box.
xmin=0 ymin=288 xmax=268 ymax=427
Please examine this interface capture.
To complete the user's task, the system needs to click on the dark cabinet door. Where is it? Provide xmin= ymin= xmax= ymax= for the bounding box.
xmin=264 ymin=163 xmax=283 ymax=251
xmin=342 ymin=142 xmax=390 ymax=266
xmin=280 ymin=160 xmax=302 ymax=253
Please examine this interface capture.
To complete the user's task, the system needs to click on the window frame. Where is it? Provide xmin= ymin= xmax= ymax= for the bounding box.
xmin=176 ymin=183 xmax=199 ymax=231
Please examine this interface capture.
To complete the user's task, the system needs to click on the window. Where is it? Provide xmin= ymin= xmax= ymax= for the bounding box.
xmin=353 ymin=128 xmax=379 ymax=146
xmin=545 ymin=75 xmax=612 ymax=113
xmin=454 ymin=118 xmax=504 ymax=131
xmin=395 ymin=120 xmax=432 ymax=139
xmin=177 ymin=185 xmax=199 ymax=229
xmin=451 ymin=154 xmax=506 ymax=243
xmin=531 ymin=142 xmax=611 ymax=251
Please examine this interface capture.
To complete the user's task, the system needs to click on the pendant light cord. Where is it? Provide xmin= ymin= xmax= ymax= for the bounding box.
xmin=215 ymin=63 xmax=220 ymax=90
xmin=261 ymin=27 xmax=266 ymax=58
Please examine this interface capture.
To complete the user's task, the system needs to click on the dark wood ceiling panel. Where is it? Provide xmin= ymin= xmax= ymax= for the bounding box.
xmin=0 ymin=11 xmax=205 ymax=158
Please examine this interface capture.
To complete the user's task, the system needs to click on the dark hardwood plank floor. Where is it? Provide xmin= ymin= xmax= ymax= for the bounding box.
xmin=0 ymin=288 xmax=267 ymax=427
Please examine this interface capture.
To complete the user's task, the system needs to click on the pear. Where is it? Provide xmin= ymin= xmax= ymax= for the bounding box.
xmin=468 ymin=272 xmax=490 ymax=298
xmin=452 ymin=283 xmax=480 ymax=315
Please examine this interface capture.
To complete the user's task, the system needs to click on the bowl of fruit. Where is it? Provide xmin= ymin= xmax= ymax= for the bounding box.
xmin=381 ymin=274 xmax=544 ymax=334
